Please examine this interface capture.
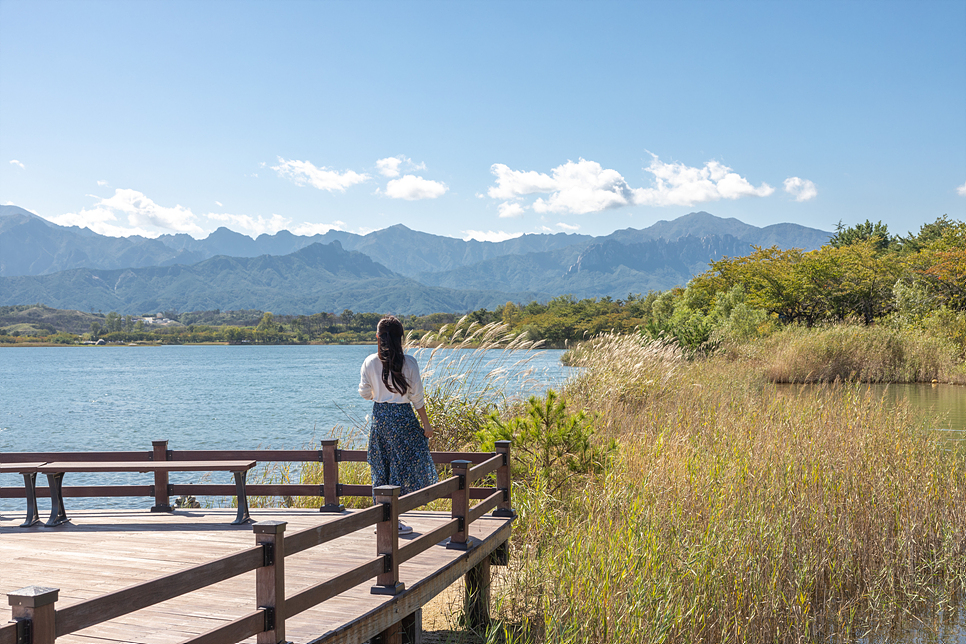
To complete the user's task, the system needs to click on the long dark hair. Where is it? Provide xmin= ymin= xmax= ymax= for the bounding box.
xmin=376 ymin=316 xmax=409 ymax=395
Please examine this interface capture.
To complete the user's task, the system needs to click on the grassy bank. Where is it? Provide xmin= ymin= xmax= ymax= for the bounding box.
xmin=733 ymin=324 xmax=966 ymax=384
xmin=488 ymin=334 xmax=966 ymax=643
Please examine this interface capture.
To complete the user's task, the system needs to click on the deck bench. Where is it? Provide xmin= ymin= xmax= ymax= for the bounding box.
xmin=5 ymin=461 xmax=256 ymax=527
xmin=0 ymin=463 xmax=46 ymax=527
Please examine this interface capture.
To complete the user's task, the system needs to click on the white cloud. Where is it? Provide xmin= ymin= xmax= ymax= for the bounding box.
xmin=488 ymin=164 xmax=559 ymax=200
xmin=462 ymin=230 xmax=524 ymax=243
xmin=97 ymin=180 xmax=108 ymax=186
xmin=632 ymin=157 xmax=774 ymax=207
xmin=207 ymin=213 xmax=346 ymax=238
xmin=384 ymin=175 xmax=448 ymax=200
xmin=207 ymin=212 xmax=292 ymax=237
xmin=215 ymin=201 xmax=223 ymax=207
xmin=783 ymin=177 xmax=818 ymax=202
xmin=49 ymin=189 xmax=205 ymax=237
xmin=556 ymin=222 xmax=580 ymax=231
xmin=292 ymin=221 xmax=346 ymax=236
xmin=498 ymin=201 xmax=526 ymax=218
xmin=9 ymin=160 xmax=24 ymax=169
xmin=957 ymin=181 xmax=966 ymax=197
xmin=487 ymin=155 xmax=775 ymax=214
xmin=377 ymin=157 xmax=403 ymax=178
xmin=532 ymin=159 xmax=639 ymax=214
xmin=376 ymin=155 xmax=427 ymax=178
xmin=272 ymin=157 xmax=369 ymax=192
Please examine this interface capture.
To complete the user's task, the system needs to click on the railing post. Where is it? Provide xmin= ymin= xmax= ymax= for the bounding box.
xmin=254 ymin=521 xmax=286 ymax=644
xmin=447 ymin=460 xmax=473 ymax=550
xmin=320 ymin=439 xmax=344 ymax=512
xmin=493 ymin=441 xmax=516 ymax=518
xmin=371 ymin=485 xmax=404 ymax=595
xmin=150 ymin=439 xmax=172 ymax=512
xmin=8 ymin=586 xmax=58 ymax=644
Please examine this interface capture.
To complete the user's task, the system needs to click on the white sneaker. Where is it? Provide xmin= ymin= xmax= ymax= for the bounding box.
xmin=373 ymin=520 xmax=415 ymax=535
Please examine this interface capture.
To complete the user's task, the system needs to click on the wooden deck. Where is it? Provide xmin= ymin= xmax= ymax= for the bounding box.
xmin=1 ymin=507 xmax=512 ymax=644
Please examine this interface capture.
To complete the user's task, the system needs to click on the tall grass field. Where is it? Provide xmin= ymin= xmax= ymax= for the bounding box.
xmin=488 ymin=333 xmax=966 ymax=643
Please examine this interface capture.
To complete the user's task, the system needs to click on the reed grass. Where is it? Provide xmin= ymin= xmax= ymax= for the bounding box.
xmin=489 ymin=333 xmax=966 ymax=644
xmin=739 ymin=324 xmax=964 ymax=384
xmin=412 ymin=318 xmax=546 ymax=451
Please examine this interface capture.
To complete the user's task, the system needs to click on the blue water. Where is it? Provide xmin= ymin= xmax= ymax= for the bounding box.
xmin=0 ymin=344 xmax=572 ymax=511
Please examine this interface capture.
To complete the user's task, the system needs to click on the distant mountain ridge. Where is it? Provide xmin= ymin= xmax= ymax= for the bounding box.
xmin=0 ymin=205 xmax=829 ymax=278
xmin=0 ymin=241 xmax=543 ymax=315
xmin=0 ymin=205 xmax=833 ymax=315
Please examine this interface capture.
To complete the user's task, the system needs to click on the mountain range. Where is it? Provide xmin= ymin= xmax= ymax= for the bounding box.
xmin=0 ymin=205 xmax=831 ymax=315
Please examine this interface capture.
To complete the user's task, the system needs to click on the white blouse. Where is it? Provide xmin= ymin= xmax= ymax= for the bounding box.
xmin=358 ymin=353 xmax=425 ymax=408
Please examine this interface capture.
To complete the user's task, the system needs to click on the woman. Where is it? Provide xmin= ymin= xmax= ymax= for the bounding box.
xmin=359 ymin=315 xmax=438 ymax=533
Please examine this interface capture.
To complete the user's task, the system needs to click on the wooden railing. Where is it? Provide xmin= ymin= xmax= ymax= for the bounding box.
xmin=0 ymin=440 xmax=514 ymax=644
xmin=0 ymin=439 xmax=502 ymax=512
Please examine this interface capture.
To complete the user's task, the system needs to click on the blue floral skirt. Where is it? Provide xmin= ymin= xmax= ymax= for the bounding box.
xmin=367 ymin=402 xmax=438 ymax=496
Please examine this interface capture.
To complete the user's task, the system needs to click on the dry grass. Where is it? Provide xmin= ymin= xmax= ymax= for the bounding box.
xmin=489 ymin=333 xmax=966 ymax=644
xmin=737 ymin=324 xmax=965 ymax=384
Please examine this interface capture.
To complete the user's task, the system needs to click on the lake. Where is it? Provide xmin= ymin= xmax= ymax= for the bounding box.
xmin=0 ymin=344 xmax=573 ymax=510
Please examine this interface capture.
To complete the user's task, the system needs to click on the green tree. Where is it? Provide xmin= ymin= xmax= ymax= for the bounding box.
xmin=105 ymin=311 xmax=122 ymax=334
xmin=830 ymin=219 xmax=894 ymax=252
xmin=477 ymin=390 xmax=613 ymax=492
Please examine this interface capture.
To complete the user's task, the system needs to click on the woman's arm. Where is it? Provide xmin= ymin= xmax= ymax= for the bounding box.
xmin=358 ymin=360 xmax=373 ymax=400
xmin=414 ymin=405 xmax=434 ymax=439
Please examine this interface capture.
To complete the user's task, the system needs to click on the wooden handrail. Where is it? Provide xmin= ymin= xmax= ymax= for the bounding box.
xmin=0 ymin=621 xmax=16 ymax=644
xmin=397 ymin=476 xmax=460 ymax=514
xmin=469 ymin=453 xmax=502 ymax=481
xmin=55 ymin=547 xmax=264 ymax=636
xmin=0 ymin=485 xmax=154 ymax=499
xmin=284 ymin=557 xmax=385 ymax=618
xmin=468 ymin=491 xmax=504 ymax=524
xmin=180 ymin=610 xmax=265 ymax=644
xmin=286 ymin=505 xmax=383 ymax=556
xmin=4 ymin=440 xmax=514 ymax=644
xmin=397 ymin=519 xmax=460 ymax=565
xmin=0 ymin=451 xmax=148 ymax=463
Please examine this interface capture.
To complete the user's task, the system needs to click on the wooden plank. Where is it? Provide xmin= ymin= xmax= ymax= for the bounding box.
xmin=0 ymin=462 xmax=45 ymax=472
xmin=1 ymin=486 xmax=154 ymax=499
xmin=170 ymin=484 xmax=318 ymax=497
xmin=0 ymin=452 xmax=149 ymax=463
xmin=169 ymin=450 xmax=320 ymax=462
xmin=38 ymin=461 xmax=256 ymax=473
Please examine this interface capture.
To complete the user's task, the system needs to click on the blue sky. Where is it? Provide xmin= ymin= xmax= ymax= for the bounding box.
xmin=1 ymin=0 xmax=964 ymax=242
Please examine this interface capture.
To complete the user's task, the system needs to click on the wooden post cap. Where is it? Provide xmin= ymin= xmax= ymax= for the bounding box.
xmin=8 ymin=586 xmax=59 ymax=607
xmin=494 ymin=440 xmax=511 ymax=448
xmin=320 ymin=439 xmax=339 ymax=446
xmin=373 ymin=485 xmax=400 ymax=497
xmin=253 ymin=520 xmax=287 ymax=534
xmin=152 ymin=440 xmax=168 ymax=447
